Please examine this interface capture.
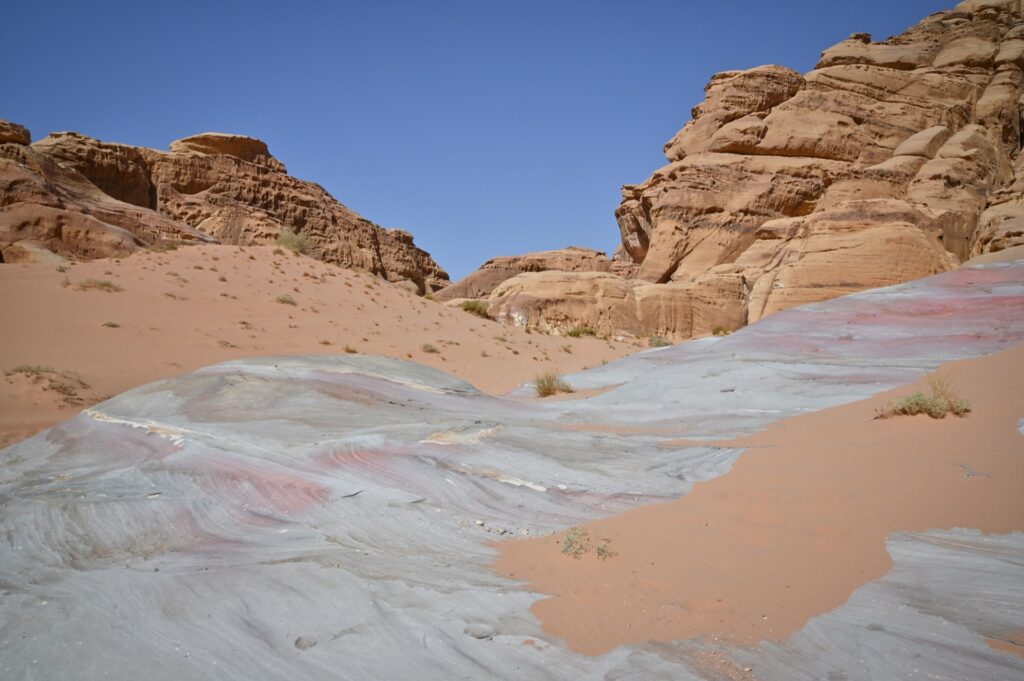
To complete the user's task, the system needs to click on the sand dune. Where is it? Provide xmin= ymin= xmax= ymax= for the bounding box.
xmin=0 ymin=245 xmax=638 ymax=447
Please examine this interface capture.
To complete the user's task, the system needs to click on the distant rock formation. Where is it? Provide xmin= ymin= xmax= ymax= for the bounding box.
xmin=490 ymin=0 xmax=1024 ymax=338
xmin=434 ymin=247 xmax=614 ymax=301
xmin=0 ymin=126 xmax=448 ymax=293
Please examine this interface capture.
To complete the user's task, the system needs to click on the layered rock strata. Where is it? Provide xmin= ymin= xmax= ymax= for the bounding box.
xmin=0 ymin=126 xmax=448 ymax=293
xmin=490 ymin=0 xmax=1024 ymax=338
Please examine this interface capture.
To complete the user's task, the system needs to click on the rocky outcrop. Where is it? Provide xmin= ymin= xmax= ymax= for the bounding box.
xmin=495 ymin=0 xmax=1024 ymax=339
xmin=0 ymin=125 xmax=448 ymax=292
xmin=435 ymin=247 xmax=612 ymax=301
xmin=0 ymin=121 xmax=30 ymax=146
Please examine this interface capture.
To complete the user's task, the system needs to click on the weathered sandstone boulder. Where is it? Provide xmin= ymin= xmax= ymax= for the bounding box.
xmin=496 ymin=0 xmax=1024 ymax=339
xmin=0 ymin=123 xmax=448 ymax=292
xmin=435 ymin=247 xmax=611 ymax=301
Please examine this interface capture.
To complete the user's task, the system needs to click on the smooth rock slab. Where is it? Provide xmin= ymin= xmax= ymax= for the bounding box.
xmin=1 ymin=260 xmax=1022 ymax=680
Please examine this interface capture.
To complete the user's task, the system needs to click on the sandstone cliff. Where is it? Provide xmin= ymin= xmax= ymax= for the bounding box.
xmin=0 ymin=126 xmax=449 ymax=293
xmin=489 ymin=0 xmax=1024 ymax=338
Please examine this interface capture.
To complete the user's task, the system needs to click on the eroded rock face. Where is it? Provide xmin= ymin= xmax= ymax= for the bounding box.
xmin=435 ymin=247 xmax=612 ymax=301
xmin=499 ymin=0 xmax=1024 ymax=339
xmin=0 ymin=124 xmax=448 ymax=292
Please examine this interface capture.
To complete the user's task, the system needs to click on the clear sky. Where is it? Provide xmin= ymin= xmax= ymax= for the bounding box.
xmin=2 ymin=1 xmax=952 ymax=279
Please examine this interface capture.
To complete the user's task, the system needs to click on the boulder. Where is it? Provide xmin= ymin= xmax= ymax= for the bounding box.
xmin=435 ymin=247 xmax=611 ymax=301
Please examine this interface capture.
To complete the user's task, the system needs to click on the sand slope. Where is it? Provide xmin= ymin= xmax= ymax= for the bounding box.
xmin=0 ymin=245 xmax=637 ymax=446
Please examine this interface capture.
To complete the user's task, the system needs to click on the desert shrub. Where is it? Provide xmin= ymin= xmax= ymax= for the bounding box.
xmin=566 ymin=326 xmax=596 ymax=338
xmin=535 ymin=371 xmax=574 ymax=397
xmin=344 ymin=345 xmax=357 ymax=354
xmin=875 ymin=374 xmax=971 ymax=420
xmin=561 ymin=526 xmax=616 ymax=560
xmin=77 ymin=279 xmax=123 ymax=292
xmin=276 ymin=228 xmax=310 ymax=254
xmin=561 ymin=527 xmax=591 ymax=559
xmin=460 ymin=299 xmax=491 ymax=319
xmin=649 ymin=335 xmax=671 ymax=348
xmin=101 ymin=321 xmax=121 ymax=328
xmin=421 ymin=343 xmax=440 ymax=354
xmin=275 ymin=294 xmax=297 ymax=306
xmin=712 ymin=326 xmax=731 ymax=336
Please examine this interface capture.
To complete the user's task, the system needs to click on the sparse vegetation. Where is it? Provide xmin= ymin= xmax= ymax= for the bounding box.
xmin=5 ymin=365 xmax=90 ymax=405
xmin=276 ymin=294 xmax=297 ymax=306
xmin=712 ymin=326 xmax=731 ymax=336
xmin=56 ymin=265 xmax=66 ymax=273
xmin=566 ymin=326 xmax=596 ymax=338
xmin=875 ymin=373 xmax=971 ymax=420
xmin=560 ymin=526 xmax=616 ymax=560
xmin=344 ymin=345 xmax=357 ymax=354
xmin=460 ymin=299 xmax=491 ymax=319
xmin=101 ymin=321 xmax=121 ymax=328
xmin=77 ymin=279 xmax=123 ymax=293
xmin=421 ymin=343 xmax=440 ymax=354
xmin=534 ymin=371 xmax=574 ymax=397
xmin=649 ymin=335 xmax=671 ymax=348
xmin=276 ymin=228 xmax=310 ymax=254
xmin=561 ymin=526 xmax=591 ymax=558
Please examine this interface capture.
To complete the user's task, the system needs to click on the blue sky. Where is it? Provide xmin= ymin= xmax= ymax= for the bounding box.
xmin=2 ymin=1 xmax=951 ymax=279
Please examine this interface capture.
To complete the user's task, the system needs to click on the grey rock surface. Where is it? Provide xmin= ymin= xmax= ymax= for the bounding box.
xmin=1 ymin=259 xmax=1022 ymax=679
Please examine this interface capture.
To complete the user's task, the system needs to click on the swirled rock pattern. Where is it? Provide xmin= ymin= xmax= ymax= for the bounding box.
xmin=488 ymin=0 xmax=1024 ymax=338
xmin=0 ymin=125 xmax=448 ymax=293
xmin=1 ymin=256 xmax=1022 ymax=680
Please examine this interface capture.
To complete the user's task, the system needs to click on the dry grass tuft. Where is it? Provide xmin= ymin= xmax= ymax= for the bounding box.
xmin=460 ymin=299 xmax=491 ymax=319
xmin=276 ymin=228 xmax=310 ymax=254
xmin=77 ymin=279 xmax=123 ymax=293
xmin=876 ymin=373 xmax=971 ymax=420
xmin=566 ymin=326 xmax=596 ymax=338
xmin=535 ymin=371 xmax=574 ymax=397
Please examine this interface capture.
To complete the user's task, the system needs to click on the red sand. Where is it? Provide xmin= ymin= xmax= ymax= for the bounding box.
xmin=494 ymin=345 xmax=1024 ymax=655
xmin=0 ymin=245 xmax=639 ymax=447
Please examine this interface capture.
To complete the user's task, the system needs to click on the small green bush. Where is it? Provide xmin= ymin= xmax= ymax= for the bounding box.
xmin=275 ymin=294 xmax=297 ymax=306
xmin=712 ymin=326 xmax=731 ymax=336
xmin=566 ymin=326 xmax=596 ymax=338
xmin=535 ymin=371 xmax=574 ymax=397
xmin=460 ymin=299 xmax=491 ymax=319
xmin=876 ymin=374 xmax=971 ymax=420
xmin=649 ymin=335 xmax=671 ymax=348
xmin=276 ymin=228 xmax=310 ymax=254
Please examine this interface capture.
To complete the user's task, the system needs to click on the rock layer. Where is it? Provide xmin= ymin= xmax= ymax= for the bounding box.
xmin=493 ymin=0 xmax=1024 ymax=338
xmin=0 ymin=126 xmax=448 ymax=293
xmin=434 ymin=247 xmax=612 ymax=302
